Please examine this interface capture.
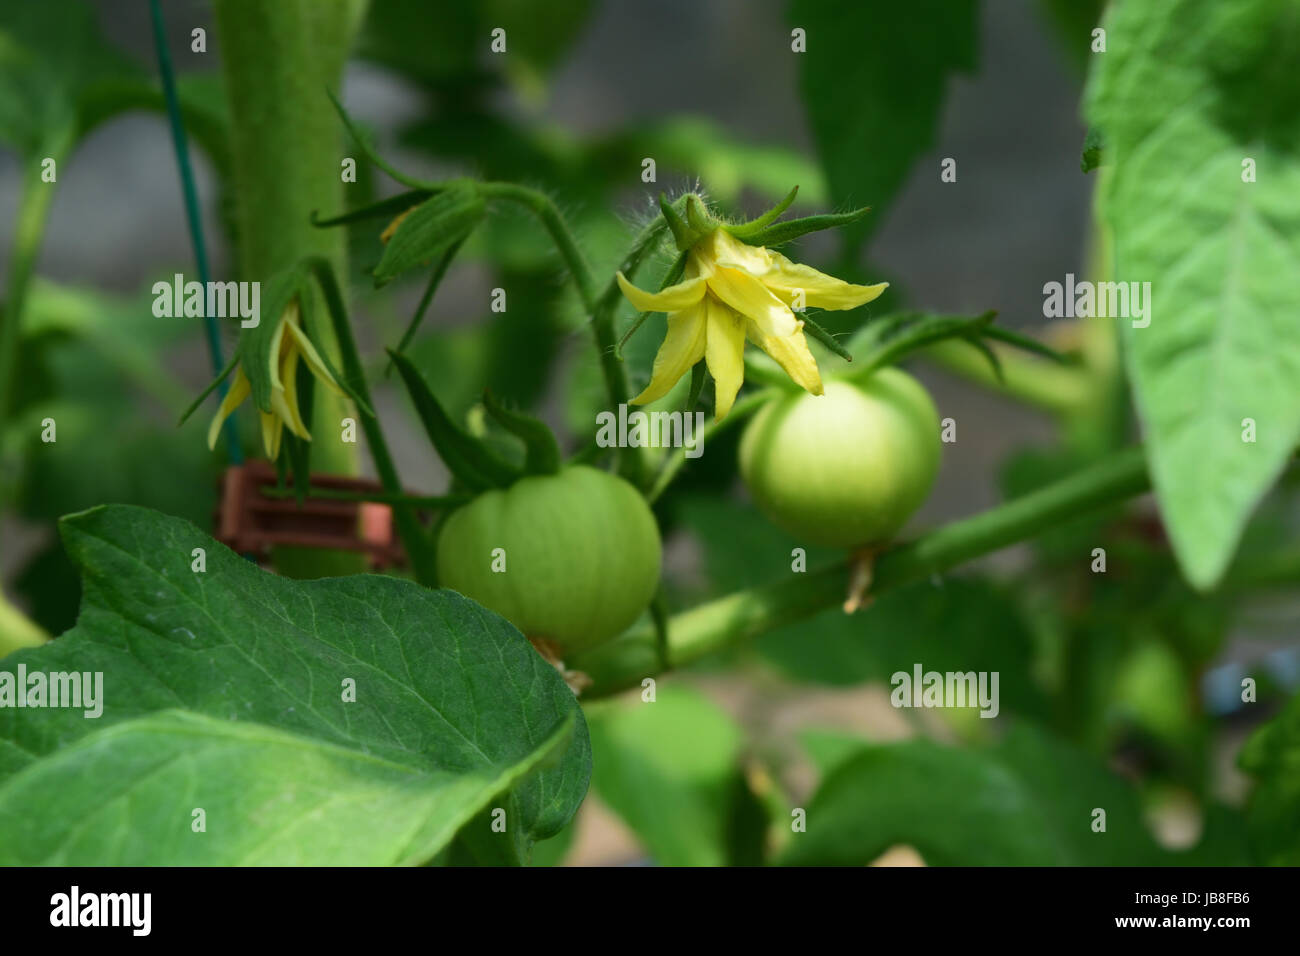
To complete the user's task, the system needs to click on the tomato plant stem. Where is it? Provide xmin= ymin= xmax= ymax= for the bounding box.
xmin=306 ymin=257 xmax=439 ymax=585
xmin=214 ymin=0 xmax=368 ymax=577
xmin=575 ymin=445 xmax=1152 ymax=696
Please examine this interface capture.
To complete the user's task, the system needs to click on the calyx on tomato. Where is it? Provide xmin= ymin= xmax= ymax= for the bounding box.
xmin=436 ymin=465 xmax=662 ymax=656
xmin=738 ymin=367 xmax=941 ymax=549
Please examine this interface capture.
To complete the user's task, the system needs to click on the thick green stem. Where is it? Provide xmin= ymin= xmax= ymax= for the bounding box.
xmin=214 ymin=0 xmax=368 ymax=576
xmin=575 ymin=445 xmax=1151 ymax=696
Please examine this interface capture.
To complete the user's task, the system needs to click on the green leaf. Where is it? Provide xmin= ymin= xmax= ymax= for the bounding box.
xmin=0 ymin=505 xmax=591 ymax=859
xmin=780 ymin=724 xmax=1167 ymax=866
xmin=1084 ymin=0 xmax=1300 ymax=589
xmin=1239 ymin=690 xmax=1300 ymax=864
xmin=0 ymin=0 xmax=140 ymax=157
xmin=843 ymin=310 xmax=998 ymax=377
xmin=235 ymin=266 xmax=306 ymax=413
xmin=0 ymin=710 xmax=573 ymax=865
xmin=481 ymin=390 xmax=561 ymax=475
xmin=790 ymin=0 xmax=977 ymax=252
xmin=388 ymin=349 xmax=522 ymax=491
xmin=360 ymin=0 xmax=593 ymax=96
xmin=373 ymin=182 xmax=485 ymax=287
xmin=1080 ymin=126 xmax=1106 ymax=173
xmin=678 ymin=496 xmax=1049 ymax=718
xmin=311 ymin=187 xmax=434 ymax=228
xmin=326 ymin=88 xmax=432 ymax=190
xmin=587 ymin=686 xmax=746 ymax=866
xmin=741 ymin=205 xmax=873 ymax=248
xmin=726 ymin=185 xmax=799 ymax=239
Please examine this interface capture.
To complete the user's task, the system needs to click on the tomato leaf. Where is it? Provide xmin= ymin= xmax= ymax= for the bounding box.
xmin=0 ymin=710 xmax=574 ymax=865
xmin=1085 ymin=0 xmax=1300 ymax=589
xmin=0 ymin=505 xmax=590 ymax=862
xmin=389 ymin=349 xmax=522 ymax=490
xmin=789 ymin=0 xmax=978 ymax=254
xmin=781 ymin=725 xmax=1168 ymax=866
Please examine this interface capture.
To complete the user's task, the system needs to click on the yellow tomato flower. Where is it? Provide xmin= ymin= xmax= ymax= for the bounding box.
xmin=206 ymin=302 xmax=345 ymax=459
xmin=617 ymin=228 xmax=887 ymax=418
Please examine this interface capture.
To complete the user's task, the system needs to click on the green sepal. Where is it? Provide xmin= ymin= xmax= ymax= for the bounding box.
xmin=481 ymin=391 xmax=561 ymax=475
xmin=725 ymin=185 xmax=799 ymax=239
xmin=237 ymin=265 xmax=308 ymax=413
xmin=980 ymin=325 xmax=1071 ymax=364
xmin=373 ymin=181 xmax=484 ymax=287
xmin=311 ymin=188 xmax=434 ymax=228
xmin=742 ymin=205 xmax=872 ymax=247
xmin=296 ymin=270 xmax=376 ymax=419
xmin=658 ymin=193 xmax=694 ymax=251
xmin=326 ymin=89 xmax=436 ymax=191
xmin=177 ymin=350 xmax=239 ymax=426
xmin=799 ymin=313 xmax=853 ymax=361
xmin=388 ymin=349 xmax=523 ymax=492
xmin=684 ymin=194 xmax=714 ymax=235
xmin=844 ymin=310 xmax=1001 ymax=379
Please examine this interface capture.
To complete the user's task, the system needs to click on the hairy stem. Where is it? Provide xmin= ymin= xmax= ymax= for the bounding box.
xmin=575 ymin=445 xmax=1151 ymax=696
xmin=481 ymin=183 xmax=678 ymax=482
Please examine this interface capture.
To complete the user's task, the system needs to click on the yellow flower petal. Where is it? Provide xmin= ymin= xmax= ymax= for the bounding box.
xmin=271 ymin=341 xmax=311 ymax=441
xmin=747 ymin=323 xmax=823 ymax=396
xmin=265 ymin=315 xmax=289 ymax=391
xmin=705 ymin=228 xmax=773 ymax=275
xmin=761 ymin=251 xmax=889 ymax=310
xmin=630 ymin=301 xmax=707 ymax=406
xmin=616 ymin=272 xmax=707 ymax=313
xmin=206 ymin=368 xmax=251 ymax=450
xmin=284 ymin=316 xmax=346 ymax=397
xmin=704 ymin=300 xmax=746 ymax=420
xmin=705 ymin=265 xmax=799 ymax=338
xmin=260 ymin=410 xmax=283 ymax=460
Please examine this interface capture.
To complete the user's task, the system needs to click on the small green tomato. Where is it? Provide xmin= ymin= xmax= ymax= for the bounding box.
xmin=738 ymin=368 xmax=941 ymax=548
xmin=436 ymin=465 xmax=662 ymax=656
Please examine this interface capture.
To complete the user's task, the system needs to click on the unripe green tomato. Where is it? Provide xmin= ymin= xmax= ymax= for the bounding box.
xmin=738 ymin=368 xmax=941 ymax=549
xmin=436 ymin=465 xmax=662 ymax=656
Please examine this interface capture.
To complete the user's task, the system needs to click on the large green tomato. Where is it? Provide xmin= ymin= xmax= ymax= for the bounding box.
xmin=436 ymin=465 xmax=662 ymax=656
xmin=738 ymin=368 xmax=941 ymax=548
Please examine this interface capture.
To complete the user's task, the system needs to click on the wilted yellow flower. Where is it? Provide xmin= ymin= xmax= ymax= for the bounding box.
xmin=207 ymin=302 xmax=344 ymax=459
xmin=617 ymin=228 xmax=887 ymax=418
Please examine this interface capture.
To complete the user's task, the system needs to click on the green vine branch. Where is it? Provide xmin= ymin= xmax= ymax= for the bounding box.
xmin=574 ymin=445 xmax=1152 ymax=696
